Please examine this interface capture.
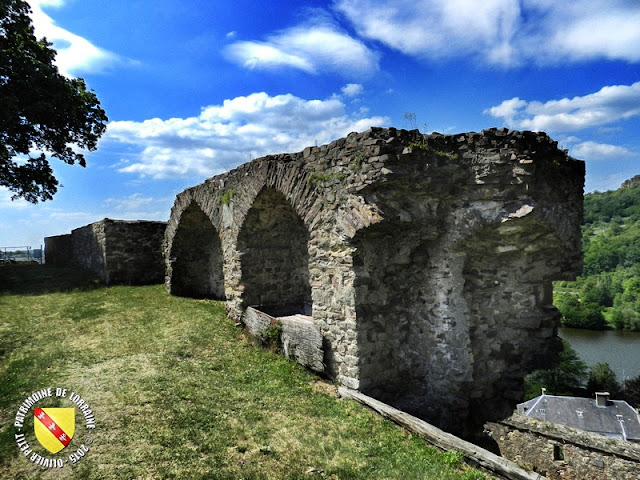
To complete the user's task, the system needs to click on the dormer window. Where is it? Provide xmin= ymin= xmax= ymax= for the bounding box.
xmin=576 ymin=410 xmax=583 ymax=417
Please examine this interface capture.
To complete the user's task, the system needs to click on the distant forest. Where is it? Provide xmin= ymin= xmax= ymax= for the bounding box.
xmin=554 ymin=176 xmax=640 ymax=331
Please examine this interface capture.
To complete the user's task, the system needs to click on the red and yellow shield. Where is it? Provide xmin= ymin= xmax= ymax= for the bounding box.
xmin=33 ymin=407 xmax=75 ymax=454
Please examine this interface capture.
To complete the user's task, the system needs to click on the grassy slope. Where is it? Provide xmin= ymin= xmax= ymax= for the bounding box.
xmin=0 ymin=265 xmax=484 ymax=480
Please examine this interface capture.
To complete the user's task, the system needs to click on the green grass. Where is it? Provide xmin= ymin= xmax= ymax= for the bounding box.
xmin=0 ymin=264 xmax=485 ymax=479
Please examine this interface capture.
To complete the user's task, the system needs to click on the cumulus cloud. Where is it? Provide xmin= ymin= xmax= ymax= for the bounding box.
xmin=484 ymin=81 xmax=640 ymax=132
xmin=341 ymin=83 xmax=364 ymax=97
xmin=539 ymin=0 xmax=640 ymax=63
xmin=570 ymin=141 xmax=634 ymax=161
xmin=335 ymin=0 xmax=520 ymax=65
xmin=105 ymin=91 xmax=388 ymax=180
xmin=224 ymin=23 xmax=378 ymax=77
xmin=28 ymin=0 xmax=123 ymax=76
xmin=333 ymin=0 xmax=640 ymax=66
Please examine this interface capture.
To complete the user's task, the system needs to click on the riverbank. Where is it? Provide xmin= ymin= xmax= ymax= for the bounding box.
xmin=560 ymin=327 xmax=640 ymax=381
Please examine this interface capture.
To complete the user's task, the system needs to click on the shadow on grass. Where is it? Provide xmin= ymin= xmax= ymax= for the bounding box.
xmin=0 ymin=263 xmax=103 ymax=295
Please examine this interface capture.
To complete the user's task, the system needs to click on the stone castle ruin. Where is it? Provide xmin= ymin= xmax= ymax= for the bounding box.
xmin=162 ymin=127 xmax=585 ymax=434
xmin=45 ymin=218 xmax=166 ymax=285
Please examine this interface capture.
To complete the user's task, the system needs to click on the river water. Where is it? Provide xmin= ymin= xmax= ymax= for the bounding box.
xmin=559 ymin=327 xmax=640 ymax=383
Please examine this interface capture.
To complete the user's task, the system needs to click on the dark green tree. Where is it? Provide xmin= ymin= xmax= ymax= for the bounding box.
xmin=622 ymin=375 xmax=640 ymax=408
xmin=525 ymin=339 xmax=588 ymax=398
xmin=586 ymin=363 xmax=621 ymax=397
xmin=0 ymin=0 xmax=108 ymax=203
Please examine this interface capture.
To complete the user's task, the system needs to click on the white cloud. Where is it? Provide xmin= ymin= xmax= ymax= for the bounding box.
xmin=333 ymin=0 xmax=640 ymax=66
xmin=341 ymin=83 xmax=364 ymax=97
xmin=484 ymin=81 xmax=640 ymax=132
xmin=28 ymin=0 xmax=123 ymax=76
xmin=336 ymin=0 xmax=520 ymax=65
xmin=103 ymin=193 xmax=171 ymax=220
xmin=224 ymin=23 xmax=378 ymax=77
xmin=105 ymin=91 xmax=388 ymax=180
xmin=538 ymin=1 xmax=640 ymax=63
xmin=570 ymin=141 xmax=634 ymax=161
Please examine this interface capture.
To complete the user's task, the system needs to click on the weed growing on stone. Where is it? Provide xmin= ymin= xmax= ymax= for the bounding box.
xmin=349 ymin=151 xmax=367 ymax=171
xmin=219 ymin=188 xmax=237 ymax=205
xmin=307 ymin=171 xmax=347 ymax=188
xmin=264 ymin=318 xmax=283 ymax=352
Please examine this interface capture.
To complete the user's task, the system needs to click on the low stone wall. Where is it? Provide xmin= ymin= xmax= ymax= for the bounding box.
xmin=486 ymin=415 xmax=640 ymax=479
xmin=46 ymin=219 xmax=166 ymax=285
xmin=44 ymin=234 xmax=72 ymax=266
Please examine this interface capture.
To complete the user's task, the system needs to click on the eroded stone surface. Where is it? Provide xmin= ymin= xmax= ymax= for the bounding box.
xmin=164 ymin=127 xmax=584 ymax=434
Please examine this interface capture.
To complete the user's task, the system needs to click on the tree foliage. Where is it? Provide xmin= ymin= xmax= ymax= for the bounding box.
xmin=586 ymin=362 xmax=621 ymax=397
xmin=623 ymin=375 xmax=640 ymax=408
xmin=0 ymin=0 xmax=108 ymax=202
xmin=554 ymin=182 xmax=640 ymax=330
xmin=525 ymin=339 xmax=588 ymax=398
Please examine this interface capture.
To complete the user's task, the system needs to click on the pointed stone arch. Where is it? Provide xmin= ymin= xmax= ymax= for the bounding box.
xmin=237 ymin=187 xmax=311 ymax=316
xmin=168 ymin=201 xmax=225 ymax=299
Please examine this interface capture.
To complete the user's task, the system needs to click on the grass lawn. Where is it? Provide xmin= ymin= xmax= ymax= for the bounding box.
xmin=0 ymin=264 xmax=486 ymax=479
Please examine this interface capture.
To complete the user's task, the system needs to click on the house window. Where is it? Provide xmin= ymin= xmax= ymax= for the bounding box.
xmin=553 ymin=444 xmax=564 ymax=461
xmin=539 ymin=408 xmax=546 ymax=414
xmin=616 ymin=415 xmax=624 ymax=421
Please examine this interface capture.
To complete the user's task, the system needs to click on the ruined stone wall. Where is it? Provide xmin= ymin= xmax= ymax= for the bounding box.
xmin=487 ymin=415 xmax=640 ymax=479
xmin=102 ymin=220 xmax=167 ymax=285
xmin=44 ymin=234 xmax=73 ymax=266
xmin=164 ymin=127 xmax=584 ymax=435
xmin=45 ymin=219 xmax=166 ymax=285
xmin=72 ymin=221 xmax=107 ymax=277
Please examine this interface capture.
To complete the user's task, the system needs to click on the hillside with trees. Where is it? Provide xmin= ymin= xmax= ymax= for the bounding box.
xmin=554 ymin=176 xmax=640 ymax=331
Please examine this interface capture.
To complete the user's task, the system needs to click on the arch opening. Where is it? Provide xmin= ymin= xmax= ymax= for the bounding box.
xmin=352 ymin=225 xmax=436 ymax=407
xmin=169 ymin=202 xmax=225 ymax=299
xmin=237 ymin=187 xmax=311 ymax=317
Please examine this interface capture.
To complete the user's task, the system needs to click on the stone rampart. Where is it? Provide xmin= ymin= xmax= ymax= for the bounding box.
xmin=164 ymin=127 xmax=585 ymax=435
xmin=46 ymin=218 xmax=167 ymax=285
xmin=486 ymin=415 xmax=640 ymax=479
xmin=44 ymin=234 xmax=73 ymax=266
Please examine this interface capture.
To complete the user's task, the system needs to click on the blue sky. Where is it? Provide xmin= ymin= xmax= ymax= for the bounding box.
xmin=2 ymin=0 xmax=640 ymax=248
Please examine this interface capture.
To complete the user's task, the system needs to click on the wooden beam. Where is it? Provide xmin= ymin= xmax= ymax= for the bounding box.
xmin=338 ymin=387 xmax=544 ymax=480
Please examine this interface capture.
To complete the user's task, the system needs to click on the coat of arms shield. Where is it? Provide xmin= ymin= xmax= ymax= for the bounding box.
xmin=33 ymin=407 xmax=75 ymax=454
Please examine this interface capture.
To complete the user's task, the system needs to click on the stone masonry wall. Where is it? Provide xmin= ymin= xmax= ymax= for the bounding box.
xmin=44 ymin=234 xmax=73 ymax=266
xmin=164 ymin=127 xmax=584 ymax=435
xmin=46 ymin=218 xmax=166 ymax=285
xmin=486 ymin=415 xmax=640 ymax=479
xmin=71 ymin=221 xmax=107 ymax=277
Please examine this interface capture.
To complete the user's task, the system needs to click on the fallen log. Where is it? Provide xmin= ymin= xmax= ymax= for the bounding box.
xmin=338 ymin=387 xmax=544 ymax=480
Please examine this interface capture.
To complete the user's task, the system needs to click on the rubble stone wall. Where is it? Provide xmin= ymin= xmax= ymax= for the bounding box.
xmin=46 ymin=219 xmax=166 ymax=285
xmin=164 ymin=127 xmax=585 ymax=434
xmin=486 ymin=415 xmax=640 ymax=480
xmin=44 ymin=234 xmax=73 ymax=266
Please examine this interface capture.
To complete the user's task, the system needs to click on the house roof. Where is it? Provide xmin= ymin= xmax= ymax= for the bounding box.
xmin=517 ymin=394 xmax=640 ymax=441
